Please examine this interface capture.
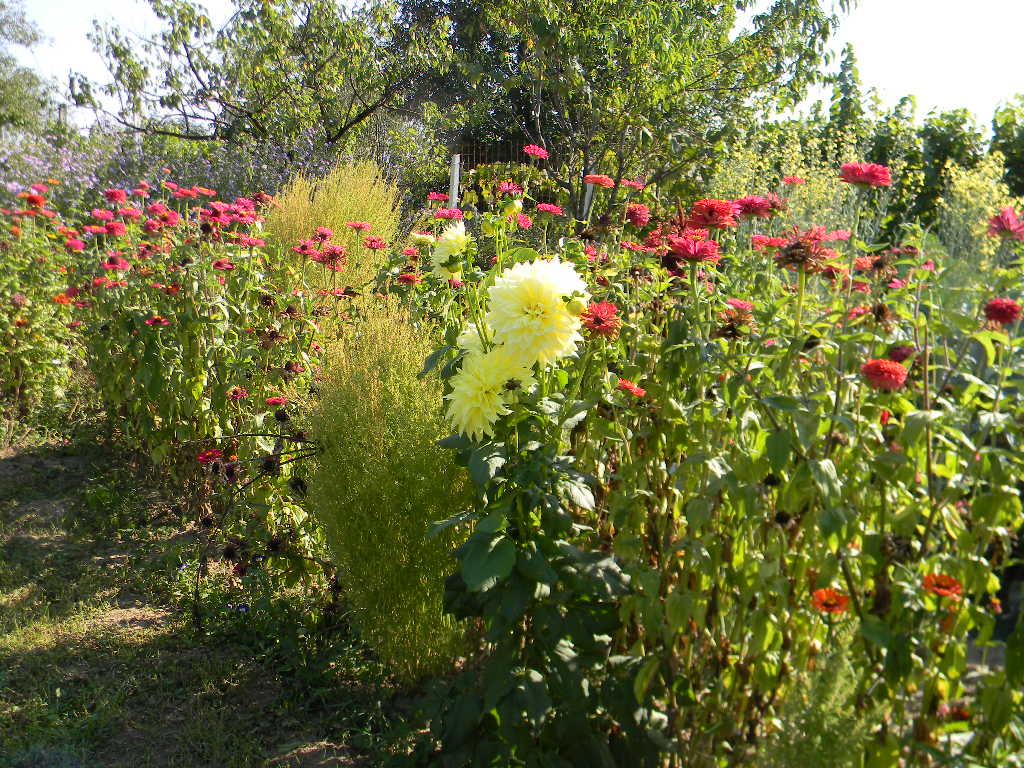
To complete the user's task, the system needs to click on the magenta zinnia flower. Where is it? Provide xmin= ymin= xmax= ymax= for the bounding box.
xmin=984 ymin=297 xmax=1022 ymax=325
xmin=987 ymin=206 xmax=1024 ymax=240
xmin=363 ymin=235 xmax=388 ymax=250
xmin=434 ymin=208 xmax=464 ymax=220
xmin=536 ymin=203 xmax=564 ymax=216
xmin=523 ymin=144 xmax=549 ymax=159
xmin=625 ymin=203 xmax=650 ymax=227
xmin=733 ymin=195 xmax=773 ymax=219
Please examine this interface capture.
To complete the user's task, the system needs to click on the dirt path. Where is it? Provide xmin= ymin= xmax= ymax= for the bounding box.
xmin=0 ymin=441 xmax=384 ymax=768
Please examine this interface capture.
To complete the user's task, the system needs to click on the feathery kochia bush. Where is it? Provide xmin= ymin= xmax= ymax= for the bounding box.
xmin=305 ymin=298 xmax=468 ymax=682
xmin=266 ymin=162 xmax=400 ymax=287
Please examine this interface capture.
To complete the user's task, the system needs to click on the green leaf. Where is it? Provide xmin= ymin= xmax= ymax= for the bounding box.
xmin=1007 ymin=626 xmax=1024 ymax=686
xmin=765 ymin=429 xmax=791 ymax=473
xmin=633 ymin=656 xmax=660 ymax=704
xmin=809 ymin=459 xmax=841 ymax=505
xmin=461 ymin=534 xmax=516 ymax=592
xmin=468 ymin=442 xmax=506 ymax=489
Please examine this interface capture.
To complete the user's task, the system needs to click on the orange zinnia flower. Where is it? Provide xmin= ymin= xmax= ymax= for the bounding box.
xmin=923 ymin=573 xmax=962 ymax=599
xmin=812 ymin=587 xmax=849 ymax=614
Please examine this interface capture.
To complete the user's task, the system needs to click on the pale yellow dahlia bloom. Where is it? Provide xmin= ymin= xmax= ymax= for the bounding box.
xmin=445 ymin=346 xmax=536 ymax=441
xmin=431 ymin=220 xmax=471 ymax=279
xmin=457 ymin=321 xmax=492 ymax=355
xmin=485 ymin=258 xmax=589 ymax=367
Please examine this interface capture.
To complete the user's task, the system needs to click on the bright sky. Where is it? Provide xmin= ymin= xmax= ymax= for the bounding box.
xmin=10 ymin=0 xmax=1024 ymax=127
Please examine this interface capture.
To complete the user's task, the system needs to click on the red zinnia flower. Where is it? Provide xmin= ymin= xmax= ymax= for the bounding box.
xmin=861 ymin=359 xmax=908 ymax=391
xmin=625 ymin=203 xmax=650 ymax=227
xmin=101 ymin=254 xmax=131 ymax=271
xmin=580 ymin=301 xmax=622 ymax=339
xmin=923 ymin=573 xmax=962 ymax=598
xmin=984 ymin=297 xmax=1022 ymax=325
xmin=197 ymin=448 xmax=223 ymax=465
xmin=812 ymin=587 xmax=849 ymax=614
xmin=363 ymin=235 xmax=388 ymax=250
xmin=91 ymin=208 xmax=115 ymax=221
xmin=145 ymin=315 xmax=170 ymax=326
xmin=21 ymin=192 xmax=45 ymax=208
xmin=616 ymin=378 xmax=646 ymax=397
xmin=782 ymin=176 xmax=806 ymax=185
xmin=427 ymin=191 xmax=449 ymax=202
xmin=523 ymin=144 xmax=549 ymax=159
xmin=212 ymin=258 xmax=235 ymax=270
xmin=118 ymin=207 xmax=142 ymax=220
xmin=104 ymin=188 xmax=128 ymax=204
xmin=839 ymin=162 xmax=891 ymax=188
xmin=397 ymin=272 xmax=422 ymax=284
xmin=104 ymin=221 xmax=127 ymax=236
xmin=536 ymin=203 xmax=564 ymax=216
xmin=688 ymin=199 xmax=739 ymax=229
xmin=620 ymin=178 xmax=644 ymax=190
xmin=751 ymin=235 xmax=787 ymax=252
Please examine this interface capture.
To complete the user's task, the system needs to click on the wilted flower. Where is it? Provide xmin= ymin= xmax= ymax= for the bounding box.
xmin=228 ymin=386 xmax=249 ymax=400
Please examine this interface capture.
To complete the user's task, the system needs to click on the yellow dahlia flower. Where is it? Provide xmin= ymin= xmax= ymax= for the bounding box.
xmin=457 ymin=321 xmax=492 ymax=355
xmin=485 ymin=258 xmax=589 ymax=367
xmin=431 ymin=220 xmax=471 ymax=279
xmin=445 ymin=346 xmax=536 ymax=441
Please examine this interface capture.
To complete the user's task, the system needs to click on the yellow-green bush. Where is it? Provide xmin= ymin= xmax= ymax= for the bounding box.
xmin=936 ymin=151 xmax=1022 ymax=263
xmin=266 ymin=162 xmax=401 ymax=287
xmin=304 ymin=299 xmax=468 ymax=682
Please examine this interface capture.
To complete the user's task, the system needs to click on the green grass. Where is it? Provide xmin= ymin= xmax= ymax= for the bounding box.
xmin=0 ymin=437 xmax=399 ymax=768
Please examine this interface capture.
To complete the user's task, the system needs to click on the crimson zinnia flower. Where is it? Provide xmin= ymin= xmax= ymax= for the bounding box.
xmin=861 ymin=359 xmax=908 ymax=391
xmin=725 ymin=298 xmax=753 ymax=311
xmin=104 ymin=221 xmax=127 ymax=236
xmin=616 ymin=378 xmax=646 ymax=397
xmin=923 ymin=573 xmax=962 ymax=598
xmin=688 ymin=199 xmax=739 ymax=229
xmin=625 ymin=203 xmax=650 ymax=227
xmin=839 ymin=162 xmax=891 ymax=188
xmin=986 ymin=206 xmax=1024 ymax=240
xmin=751 ymin=234 xmax=787 ymax=252
xmin=580 ymin=301 xmax=622 ymax=339
xmin=583 ymin=173 xmax=615 ymax=188
xmin=523 ymin=144 xmax=549 ymax=159
xmin=102 ymin=254 xmax=131 ymax=271
xmin=197 ymin=448 xmax=223 ymax=465
xmin=105 ymin=188 xmax=128 ymax=204
xmin=812 ymin=587 xmax=849 ymax=614
xmin=984 ymin=297 xmax=1022 ymax=325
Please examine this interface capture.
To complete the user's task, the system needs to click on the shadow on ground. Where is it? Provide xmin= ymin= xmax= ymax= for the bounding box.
xmin=0 ymin=440 xmax=394 ymax=768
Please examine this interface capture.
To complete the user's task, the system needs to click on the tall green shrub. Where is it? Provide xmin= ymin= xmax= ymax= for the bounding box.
xmin=305 ymin=299 xmax=467 ymax=682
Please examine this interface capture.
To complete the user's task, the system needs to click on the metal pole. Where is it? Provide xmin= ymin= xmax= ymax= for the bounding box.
xmin=448 ymin=154 xmax=461 ymax=207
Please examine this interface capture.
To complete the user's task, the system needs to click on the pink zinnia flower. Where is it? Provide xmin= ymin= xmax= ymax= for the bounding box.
xmin=984 ymin=297 xmax=1022 ymax=325
xmin=212 ymin=258 xmax=235 ymax=270
xmin=402 ymin=247 xmax=418 ymax=256
xmin=104 ymin=189 xmax=128 ymax=204
xmin=625 ymin=203 xmax=650 ymax=227
xmin=986 ymin=206 xmax=1024 ymax=240
xmin=64 ymin=239 xmax=86 ymax=252
xmin=523 ymin=144 xmax=548 ymax=159
xmin=782 ymin=176 xmax=806 ymax=185
xmin=583 ymin=173 xmax=615 ymax=188
xmin=345 ymin=221 xmax=372 ymax=231
xmin=516 ymin=213 xmax=532 ymax=229
xmin=620 ymin=179 xmax=644 ymax=190
xmin=861 ymin=359 xmax=908 ymax=391
xmin=839 ymin=162 xmax=892 ymax=188
xmin=666 ymin=234 xmax=721 ymax=264
xmin=580 ymin=302 xmax=622 ymax=339
xmin=101 ymin=254 xmax=131 ymax=271
xmin=314 ymin=226 xmax=333 ymax=241
xmin=30 ymin=183 xmax=48 ymax=193
xmin=733 ymin=195 xmax=773 ymax=219
xmin=104 ymin=221 xmax=127 ymax=236
xmin=497 ymin=181 xmax=523 ymax=196
xmin=265 ymin=396 xmax=288 ymax=406
xmin=434 ymin=208 xmax=464 ymax=220
xmin=145 ymin=315 xmax=170 ymax=326
xmin=725 ymin=298 xmax=753 ymax=311
xmin=536 ymin=203 xmax=564 ymax=216
xmin=363 ymin=235 xmax=388 ymax=250
xmin=117 ymin=207 xmax=142 ymax=220
xmin=91 ymin=208 xmax=115 ymax=221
